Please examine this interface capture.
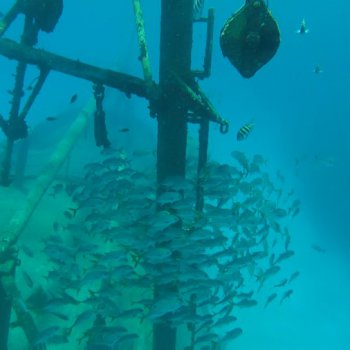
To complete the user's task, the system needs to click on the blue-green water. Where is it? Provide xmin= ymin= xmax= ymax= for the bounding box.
xmin=0 ymin=1 xmax=349 ymax=349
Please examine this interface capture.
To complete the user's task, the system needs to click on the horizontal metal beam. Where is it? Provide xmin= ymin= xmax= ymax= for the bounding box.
xmin=0 ymin=38 xmax=158 ymax=99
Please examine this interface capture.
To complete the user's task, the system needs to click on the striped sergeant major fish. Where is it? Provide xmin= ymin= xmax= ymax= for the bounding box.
xmin=236 ymin=122 xmax=254 ymax=141
xmin=193 ymin=0 xmax=205 ymax=19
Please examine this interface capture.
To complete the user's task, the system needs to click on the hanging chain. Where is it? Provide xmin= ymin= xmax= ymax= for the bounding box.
xmin=93 ymin=83 xmax=110 ymax=149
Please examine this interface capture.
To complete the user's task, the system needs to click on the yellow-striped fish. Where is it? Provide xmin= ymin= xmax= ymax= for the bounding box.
xmin=236 ymin=122 xmax=254 ymax=141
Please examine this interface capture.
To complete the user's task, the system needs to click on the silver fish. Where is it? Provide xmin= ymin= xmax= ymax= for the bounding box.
xmin=264 ymin=293 xmax=277 ymax=308
xmin=280 ymin=289 xmax=293 ymax=304
xmin=275 ymin=250 xmax=295 ymax=264
xmin=288 ymin=271 xmax=300 ymax=284
xmin=274 ymin=278 xmax=288 ymax=288
xmin=221 ymin=327 xmax=243 ymax=342
xmin=33 ymin=326 xmax=60 ymax=346
xmin=235 ymin=298 xmax=258 ymax=308
xmin=311 ymin=244 xmax=326 ymax=253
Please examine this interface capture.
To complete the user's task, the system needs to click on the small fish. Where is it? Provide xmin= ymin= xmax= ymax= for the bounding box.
xmin=284 ymin=233 xmax=291 ymax=251
xmin=33 ymin=326 xmax=61 ymax=346
xmin=52 ymin=221 xmax=61 ymax=232
xmin=262 ymin=265 xmax=281 ymax=280
xmin=214 ymin=315 xmax=237 ymax=327
xmin=280 ymin=289 xmax=293 ymax=304
xmin=274 ymin=278 xmax=288 ymax=288
xmin=115 ymin=307 xmax=144 ymax=319
xmin=67 ymin=207 xmax=79 ymax=217
xmin=236 ymin=290 xmax=254 ymax=299
xmin=297 ymin=19 xmax=309 ymax=34
xmin=119 ymin=128 xmax=130 ymax=133
xmin=221 ymin=327 xmax=243 ymax=342
xmin=21 ymin=244 xmax=34 ymax=258
xmin=314 ymin=153 xmax=335 ymax=167
xmin=313 ymin=65 xmax=323 ymax=74
xmin=288 ymin=199 xmax=301 ymax=217
xmin=43 ymin=310 xmax=69 ymax=321
xmin=288 ymin=271 xmax=300 ymax=284
xmin=67 ymin=309 xmax=95 ymax=334
xmin=63 ymin=210 xmax=74 ymax=219
xmin=236 ymin=122 xmax=254 ymax=141
xmin=311 ymin=244 xmax=326 ymax=253
xmin=235 ymin=298 xmax=258 ymax=308
xmin=22 ymin=270 xmax=34 ymax=288
xmin=70 ymin=93 xmax=78 ymax=103
xmin=26 ymin=76 xmax=39 ymax=91
xmin=196 ymin=333 xmax=218 ymax=344
xmin=264 ymin=293 xmax=277 ymax=308
xmin=46 ymin=116 xmax=57 ymax=121
xmin=275 ymin=250 xmax=295 ymax=264
xmin=147 ymin=294 xmax=183 ymax=320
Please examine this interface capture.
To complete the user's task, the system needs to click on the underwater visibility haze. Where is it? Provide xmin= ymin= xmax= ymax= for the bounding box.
xmin=0 ymin=1 xmax=349 ymax=349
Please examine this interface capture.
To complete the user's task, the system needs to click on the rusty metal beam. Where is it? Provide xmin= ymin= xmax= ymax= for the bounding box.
xmin=0 ymin=38 xmax=158 ymax=99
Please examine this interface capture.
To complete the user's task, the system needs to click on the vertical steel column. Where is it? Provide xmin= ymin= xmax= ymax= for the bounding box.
xmin=154 ymin=1 xmax=194 ymax=350
xmin=0 ymin=283 xmax=11 ymax=350
xmin=196 ymin=119 xmax=209 ymax=212
xmin=1 ymin=16 xmax=38 ymax=185
xmin=157 ymin=0 xmax=193 ymax=183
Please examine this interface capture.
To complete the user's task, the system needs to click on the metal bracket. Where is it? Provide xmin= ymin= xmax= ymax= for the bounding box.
xmin=192 ymin=8 xmax=215 ymax=80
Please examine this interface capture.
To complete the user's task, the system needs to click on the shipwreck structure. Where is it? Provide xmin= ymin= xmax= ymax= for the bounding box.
xmin=0 ymin=0 xmax=280 ymax=349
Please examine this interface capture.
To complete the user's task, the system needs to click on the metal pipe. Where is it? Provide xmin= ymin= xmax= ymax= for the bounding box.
xmin=0 ymin=0 xmax=22 ymax=37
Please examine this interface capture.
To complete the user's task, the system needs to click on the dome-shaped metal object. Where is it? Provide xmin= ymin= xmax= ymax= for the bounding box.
xmin=220 ymin=0 xmax=280 ymax=78
xmin=22 ymin=0 xmax=63 ymax=33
